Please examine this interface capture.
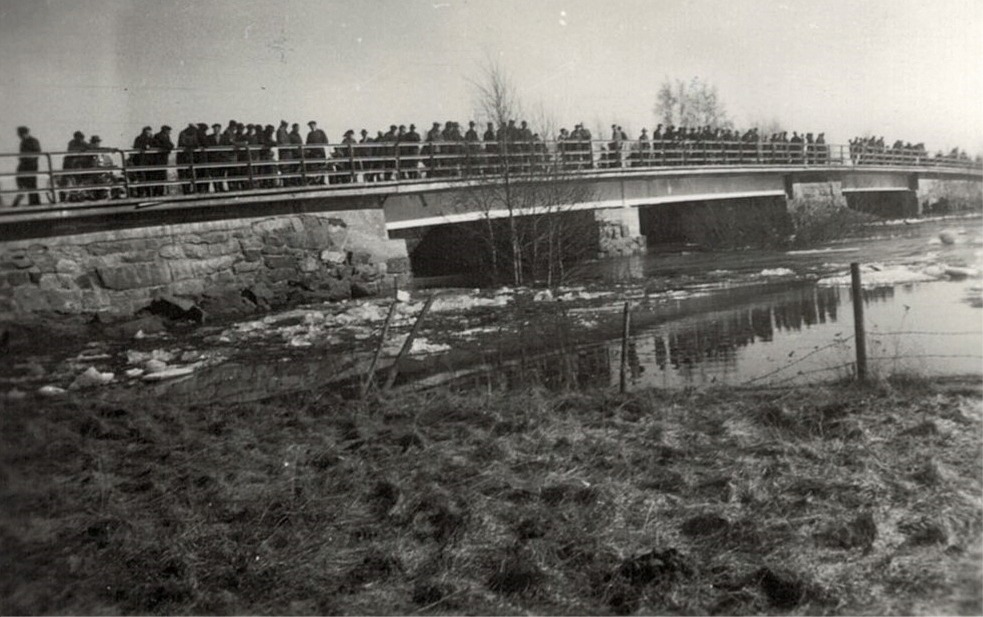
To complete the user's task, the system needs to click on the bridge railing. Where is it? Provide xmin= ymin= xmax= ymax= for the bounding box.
xmin=0 ymin=140 xmax=978 ymax=209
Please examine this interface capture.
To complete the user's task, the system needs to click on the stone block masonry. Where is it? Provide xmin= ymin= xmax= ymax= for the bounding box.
xmin=0 ymin=210 xmax=409 ymax=319
xmin=595 ymin=208 xmax=647 ymax=257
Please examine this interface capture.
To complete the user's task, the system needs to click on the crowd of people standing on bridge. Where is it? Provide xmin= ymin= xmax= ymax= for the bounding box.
xmin=4 ymin=119 xmax=980 ymax=205
xmin=848 ymin=135 xmax=974 ymax=165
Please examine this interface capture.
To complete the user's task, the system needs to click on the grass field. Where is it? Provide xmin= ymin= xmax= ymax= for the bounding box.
xmin=1 ymin=376 xmax=981 ymax=615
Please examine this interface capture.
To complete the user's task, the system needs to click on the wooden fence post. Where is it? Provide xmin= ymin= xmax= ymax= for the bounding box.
xmin=620 ymin=301 xmax=631 ymax=393
xmin=850 ymin=263 xmax=868 ymax=381
xmin=383 ymin=294 xmax=435 ymax=391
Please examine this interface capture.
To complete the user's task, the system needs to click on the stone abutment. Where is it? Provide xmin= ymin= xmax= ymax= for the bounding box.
xmin=0 ymin=209 xmax=409 ymax=321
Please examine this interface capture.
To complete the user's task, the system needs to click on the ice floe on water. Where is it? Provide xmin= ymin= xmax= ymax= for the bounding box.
xmin=430 ymin=290 xmax=511 ymax=312
xmin=759 ymin=268 xmax=796 ymax=277
xmin=786 ymin=247 xmax=860 ymax=256
xmin=817 ymin=262 xmax=980 ymax=287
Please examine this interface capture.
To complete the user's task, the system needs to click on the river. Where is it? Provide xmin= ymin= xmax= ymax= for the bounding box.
xmin=2 ymin=216 xmax=980 ymax=403
xmin=424 ymin=215 xmax=983 ymax=391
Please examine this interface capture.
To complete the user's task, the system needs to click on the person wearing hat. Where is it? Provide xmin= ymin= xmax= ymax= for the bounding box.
xmin=129 ymin=126 xmax=154 ymax=197
xmin=11 ymin=127 xmax=41 ymax=207
xmin=287 ymin=123 xmax=303 ymax=185
xmin=305 ymin=121 xmax=328 ymax=185
xmin=83 ymin=136 xmax=115 ymax=200
xmin=193 ymin=124 xmax=210 ymax=192
xmin=399 ymin=124 xmax=420 ymax=179
xmin=61 ymin=130 xmax=89 ymax=199
xmin=205 ymin=123 xmax=228 ymax=192
xmin=149 ymin=125 xmax=174 ymax=196
xmin=177 ymin=123 xmax=200 ymax=194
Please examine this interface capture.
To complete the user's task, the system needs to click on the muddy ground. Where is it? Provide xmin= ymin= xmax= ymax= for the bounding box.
xmin=1 ymin=376 xmax=980 ymax=615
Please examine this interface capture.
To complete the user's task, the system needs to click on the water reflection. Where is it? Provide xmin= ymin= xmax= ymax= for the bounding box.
xmin=449 ymin=279 xmax=979 ymax=392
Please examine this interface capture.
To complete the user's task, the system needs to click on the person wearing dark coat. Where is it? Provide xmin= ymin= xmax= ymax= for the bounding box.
xmin=205 ymin=123 xmax=227 ymax=192
xmin=149 ymin=126 xmax=174 ymax=195
xmin=13 ymin=126 xmax=42 ymax=206
xmin=287 ymin=123 xmax=304 ymax=185
xmin=402 ymin=124 xmax=421 ymax=179
xmin=192 ymin=123 xmax=210 ymax=192
xmin=305 ymin=121 xmax=328 ymax=184
xmin=62 ymin=131 xmax=89 ymax=198
xmin=255 ymin=125 xmax=275 ymax=188
xmin=424 ymin=122 xmax=441 ymax=177
xmin=129 ymin=126 xmax=154 ymax=197
xmin=177 ymin=124 xmax=199 ymax=194
xmin=65 ymin=131 xmax=88 ymax=171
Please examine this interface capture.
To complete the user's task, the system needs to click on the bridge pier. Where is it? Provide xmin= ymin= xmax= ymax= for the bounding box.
xmin=595 ymin=207 xmax=646 ymax=257
xmin=915 ymin=178 xmax=983 ymax=215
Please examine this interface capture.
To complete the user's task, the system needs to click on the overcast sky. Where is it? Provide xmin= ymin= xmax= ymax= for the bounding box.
xmin=1 ymin=0 xmax=980 ymax=153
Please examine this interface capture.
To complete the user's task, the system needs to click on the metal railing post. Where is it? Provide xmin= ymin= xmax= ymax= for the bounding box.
xmin=394 ymin=144 xmax=401 ymax=182
xmin=189 ymin=151 xmax=198 ymax=193
xmin=299 ymin=144 xmax=308 ymax=185
xmin=118 ymin=149 xmax=131 ymax=198
xmin=245 ymin=146 xmax=255 ymax=190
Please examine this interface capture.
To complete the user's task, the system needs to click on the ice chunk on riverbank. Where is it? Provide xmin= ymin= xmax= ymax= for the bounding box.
xmin=70 ymin=367 xmax=114 ymax=389
xmin=38 ymin=385 xmax=67 ymax=397
xmin=142 ymin=366 xmax=197 ymax=381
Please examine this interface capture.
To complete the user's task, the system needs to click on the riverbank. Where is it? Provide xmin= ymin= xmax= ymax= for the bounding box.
xmin=2 ymin=376 xmax=980 ymax=614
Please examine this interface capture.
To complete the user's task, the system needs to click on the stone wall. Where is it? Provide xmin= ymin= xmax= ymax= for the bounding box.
xmin=0 ymin=209 xmax=409 ymax=320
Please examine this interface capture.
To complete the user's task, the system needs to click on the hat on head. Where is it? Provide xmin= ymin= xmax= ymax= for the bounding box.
xmin=344 ymin=129 xmax=354 ymax=136
xmin=410 ymin=124 xmax=416 ymax=129
xmin=90 ymin=135 xmax=102 ymax=143
xmin=161 ymin=125 xmax=171 ymax=131
xmin=142 ymin=126 xmax=152 ymax=132
xmin=308 ymin=121 xmax=317 ymax=126
xmin=74 ymin=130 xmax=84 ymax=138
xmin=212 ymin=123 xmax=221 ymax=129
xmin=196 ymin=123 xmax=208 ymax=130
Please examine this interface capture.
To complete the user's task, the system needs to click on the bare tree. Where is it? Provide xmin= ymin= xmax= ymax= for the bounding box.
xmin=455 ymin=61 xmax=598 ymax=287
xmin=654 ymin=77 xmax=733 ymax=129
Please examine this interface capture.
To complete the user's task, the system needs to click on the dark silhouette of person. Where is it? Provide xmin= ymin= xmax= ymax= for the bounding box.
xmin=63 ymin=131 xmax=88 ymax=197
xmin=150 ymin=125 xmax=174 ymax=195
xmin=13 ymin=126 xmax=42 ymax=206
xmin=177 ymin=123 xmax=199 ymax=194
xmin=306 ymin=121 xmax=328 ymax=184
xmin=205 ymin=123 xmax=227 ymax=192
xmin=289 ymin=123 xmax=304 ymax=184
xmin=403 ymin=123 xmax=421 ymax=179
xmin=130 ymin=126 xmax=154 ymax=197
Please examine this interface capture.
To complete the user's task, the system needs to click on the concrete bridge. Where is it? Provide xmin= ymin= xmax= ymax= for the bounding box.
xmin=1 ymin=141 xmax=980 ymax=318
